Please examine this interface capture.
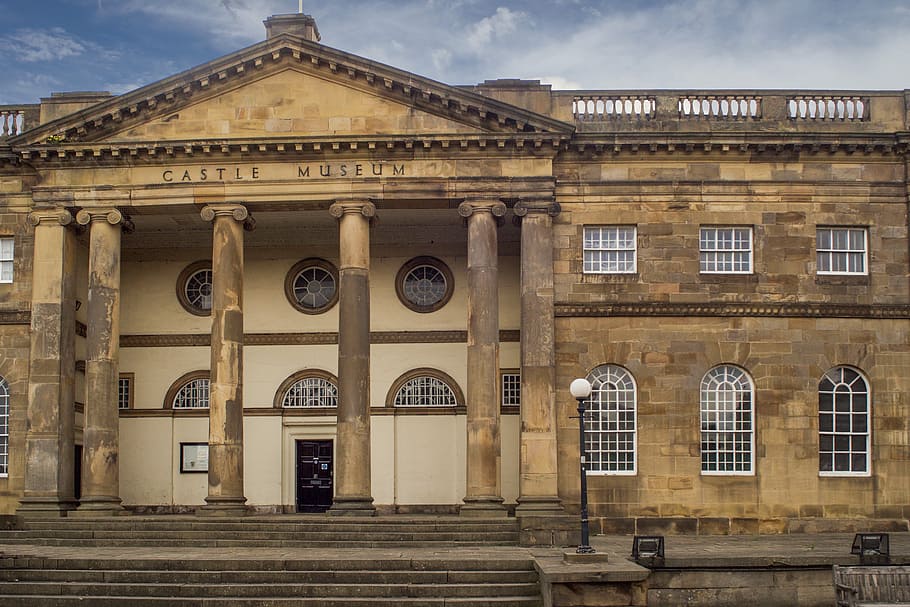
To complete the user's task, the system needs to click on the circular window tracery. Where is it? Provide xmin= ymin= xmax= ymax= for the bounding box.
xmin=176 ymin=261 xmax=213 ymax=316
xmin=395 ymin=257 xmax=454 ymax=313
xmin=284 ymin=259 xmax=339 ymax=314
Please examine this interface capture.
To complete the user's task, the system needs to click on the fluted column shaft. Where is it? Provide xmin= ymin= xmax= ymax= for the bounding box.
xmin=200 ymin=204 xmax=253 ymax=515
xmin=459 ymin=200 xmax=507 ymax=516
xmin=74 ymin=208 xmax=132 ymax=514
xmin=17 ymin=209 xmax=77 ymax=517
xmin=514 ymin=200 xmax=564 ymax=514
xmin=329 ymin=200 xmax=376 ymax=516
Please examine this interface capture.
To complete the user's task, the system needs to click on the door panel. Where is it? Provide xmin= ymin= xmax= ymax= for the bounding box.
xmin=296 ymin=440 xmax=333 ymax=512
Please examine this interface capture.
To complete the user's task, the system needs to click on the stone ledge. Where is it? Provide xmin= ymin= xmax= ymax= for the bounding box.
xmin=593 ymin=516 xmax=910 ymax=536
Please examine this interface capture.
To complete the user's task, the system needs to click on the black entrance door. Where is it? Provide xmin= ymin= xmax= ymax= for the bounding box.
xmin=295 ymin=440 xmax=333 ymax=512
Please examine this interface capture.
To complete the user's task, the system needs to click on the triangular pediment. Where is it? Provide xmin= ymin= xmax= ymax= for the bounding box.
xmin=106 ymin=67 xmax=493 ymax=142
xmin=11 ymin=34 xmax=573 ymax=148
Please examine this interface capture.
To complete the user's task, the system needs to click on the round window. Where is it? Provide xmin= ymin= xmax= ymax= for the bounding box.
xmin=395 ymin=256 xmax=454 ymax=313
xmin=284 ymin=259 xmax=339 ymax=314
xmin=176 ymin=261 xmax=213 ymax=316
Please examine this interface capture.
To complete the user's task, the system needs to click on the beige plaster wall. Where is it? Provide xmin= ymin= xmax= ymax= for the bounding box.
xmin=120 ymin=254 xmax=520 ymax=336
xmin=120 ymin=417 xmax=173 ymax=505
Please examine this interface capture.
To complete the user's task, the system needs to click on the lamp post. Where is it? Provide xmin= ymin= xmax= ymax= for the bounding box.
xmin=570 ymin=377 xmax=595 ymax=554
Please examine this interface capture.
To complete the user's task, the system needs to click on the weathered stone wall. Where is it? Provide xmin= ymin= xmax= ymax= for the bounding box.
xmin=555 ymin=315 xmax=910 ymax=523
xmin=0 ymin=211 xmax=34 ymax=513
xmin=554 ymin=157 xmax=908 ymax=307
xmin=552 ymin=152 xmax=910 ymax=526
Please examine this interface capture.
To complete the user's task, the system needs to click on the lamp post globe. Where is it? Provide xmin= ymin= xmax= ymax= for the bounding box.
xmin=570 ymin=378 xmax=592 ymax=399
xmin=571 ymin=377 xmax=595 ymax=554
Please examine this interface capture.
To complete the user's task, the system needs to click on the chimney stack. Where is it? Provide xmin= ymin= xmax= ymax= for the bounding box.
xmin=264 ymin=14 xmax=320 ymax=42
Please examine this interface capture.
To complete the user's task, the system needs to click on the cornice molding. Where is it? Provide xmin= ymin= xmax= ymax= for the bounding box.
xmin=14 ymin=134 xmax=566 ymax=164
xmin=564 ymin=132 xmax=905 ymax=158
xmin=120 ymin=330 xmax=521 ymax=348
xmin=555 ymin=302 xmax=910 ymax=319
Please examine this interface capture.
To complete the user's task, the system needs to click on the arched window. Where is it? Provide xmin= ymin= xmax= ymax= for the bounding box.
xmin=165 ymin=371 xmax=210 ymax=410
xmin=387 ymin=369 xmax=463 ymax=407
xmin=0 ymin=376 xmax=8 ymax=476
xmin=819 ymin=367 xmax=870 ymax=476
xmin=275 ymin=371 xmax=338 ymax=408
xmin=700 ymin=365 xmax=754 ymax=475
xmin=586 ymin=365 xmax=637 ymax=474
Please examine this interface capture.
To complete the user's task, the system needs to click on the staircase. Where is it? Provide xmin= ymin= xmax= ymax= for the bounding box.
xmin=0 ymin=553 xmax=542 ymax=606
xmin=0 ymin=515 xmax=542 ymax=606
xmin=0 ymin=515 xmax=520 ymax=548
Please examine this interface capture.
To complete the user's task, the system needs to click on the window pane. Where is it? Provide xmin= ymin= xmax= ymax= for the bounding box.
xmin=700 ymin=366 xmax=753 ymax=474
xmin=817 ymin=228 xmax=867 ymax=274
xmin=586 ymin=365 xmax=636 ymax=473
xmin=583 ymin=227 xmax=636 ymax=274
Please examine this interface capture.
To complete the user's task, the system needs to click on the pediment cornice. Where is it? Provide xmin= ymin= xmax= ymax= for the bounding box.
xmin=13 ymin=133 xmax=564 ymax=165
xmin=9 ymin=34 xmax=574 ymax=149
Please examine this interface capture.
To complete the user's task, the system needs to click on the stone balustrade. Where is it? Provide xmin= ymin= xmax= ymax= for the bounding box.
xmin=573 ymin=95 xmax=657 ymax=121
xmin=560 ymin=90 xmax=908 ymax=132
xmin=0 ymin=105 xmax=39 ymax=139
xmin=787 ymin=94 xmax=867 ymax=121
xmin=677 ymin=94 xmax=761 ymax=120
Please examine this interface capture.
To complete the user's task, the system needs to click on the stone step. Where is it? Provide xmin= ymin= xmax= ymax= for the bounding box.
xmin=7 ymin=529 xmax=519 ymax=541
xmin=0 ymin=557 xmax=536 ymax=572
xmin=0 ymin=596 xmax=543 ymax=607
xmin=0 ymin=569 xmax=541 ymax=584
xmin=21 ymin=518 xmax=519 ymax=532
xmin=0 ymin=581 xmax=541 ymax=599
xmin=0 ymin=538 xmax=513 ymax=548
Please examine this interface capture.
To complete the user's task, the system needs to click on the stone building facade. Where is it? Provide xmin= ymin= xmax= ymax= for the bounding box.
xmin=0 ymin=14 xmax=907 ymax=531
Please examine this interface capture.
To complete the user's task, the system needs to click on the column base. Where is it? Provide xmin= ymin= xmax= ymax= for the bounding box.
xmin=71 ymin=496 xmax=124 ymax=517
xmin=460 ymin=496 xmax=508 ymax=518
xmin=515 ymin=496 xmax=564 ymax=515
xmin=329 ymin=496 xmax=376 ymax=517
xmin=197 ymin=496 xmax=249 ymax=517
xmin=16 ymin=497 xmax=78 ymax=518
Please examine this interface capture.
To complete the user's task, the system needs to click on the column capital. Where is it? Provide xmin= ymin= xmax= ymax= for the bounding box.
xmin=330 ymin=200 xmax=376 ymax=220
xmin=201 ymin=204 xmax=255 ymax=231
xmin=513 ymin=199 xmax=561 ymax=218
xmin=75 ymin=208 xmax=135 ymax=232
xmin=29 ymin=209 xmax=73 ymax=227
xmin=457 ymin=200 xmax=507 ymax=219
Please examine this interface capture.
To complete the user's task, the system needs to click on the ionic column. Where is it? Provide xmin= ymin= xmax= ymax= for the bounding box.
xmin=74 ymin=208 xmax=132 ymax=515
xmin=328 ymin=200 xmax=376 ymax=516
xmin=513 ymin=200 xmax=564 ymax=515
xmin=458 ymin=200 xmax=507 ymax=517
xmin=17 ymin=209 xmax=78 ymax=517
xmin=199 ymin=204 xmax=254 ymax=516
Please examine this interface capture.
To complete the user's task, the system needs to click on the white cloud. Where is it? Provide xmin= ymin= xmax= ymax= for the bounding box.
xmin=465 ymin=7 xmax=526 ymax=52
xmin=0 ymin=28 xmax=88 ymax=62
xmin=432 ymin=48 xmax=453 ymax=72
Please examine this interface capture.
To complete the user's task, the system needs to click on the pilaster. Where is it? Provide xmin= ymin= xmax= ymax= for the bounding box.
xmin=458 ymin=199 xmax=507 ymax=517
xmin=198 ymin=203 xmax=252 ymax=516
xmin=17 ymin=209 xmax=78 ymax=517
xmin=328 ymin=200 xmax=376 ymax=516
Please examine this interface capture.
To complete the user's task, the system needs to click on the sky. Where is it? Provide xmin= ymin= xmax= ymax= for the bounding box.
xmin=1 ymin=0 xmax=909 ymax=105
